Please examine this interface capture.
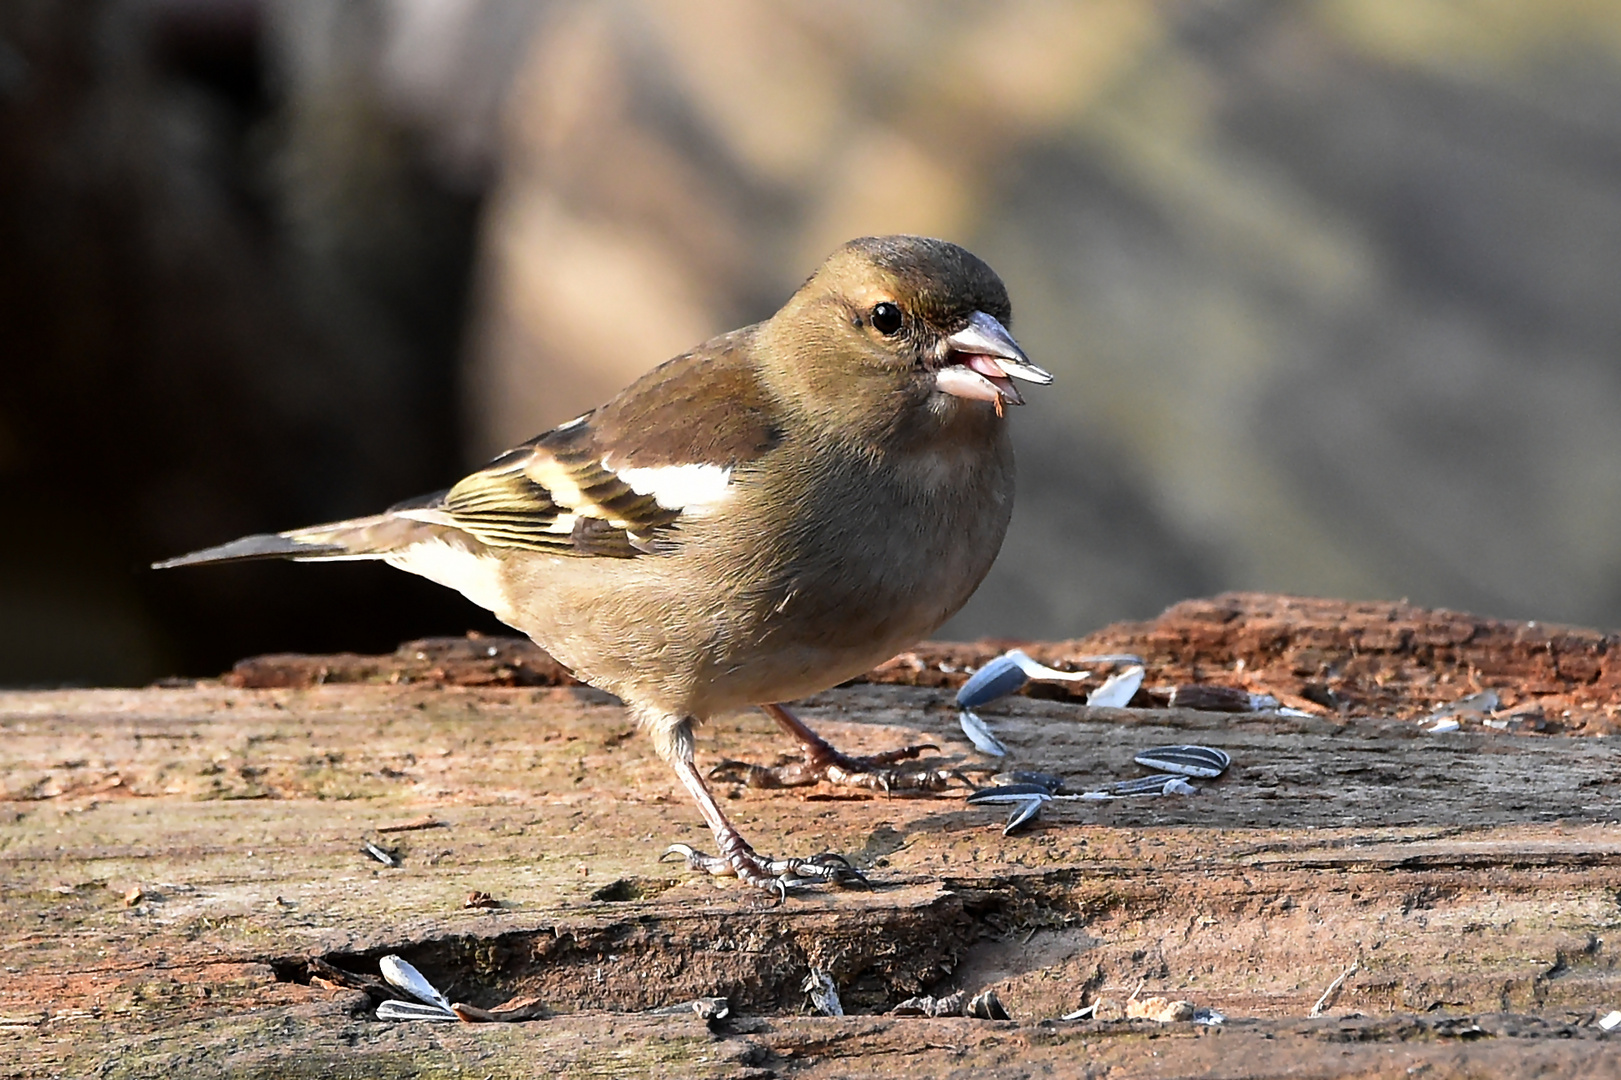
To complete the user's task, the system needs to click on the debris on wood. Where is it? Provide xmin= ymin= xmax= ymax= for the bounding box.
xmin=1132 ymin=745 xmax=1230 ymax=778
xmin=450 ymin=997 xmax=551 ymax=1023
xmin=958 ymin=708 xmax=1009 ymax=757
xmin=891 ymin=991 xmax=966 ymax=1017
xmin=379 ymin=955 xmax=453 ymax=1014
xmin=1086 ymin=666 xmax=1145 ymax=708
xmin=361 ymin=841 xmax=398 ymax=867
xmin=803 ymin=970 xmax=843 ymax=1016
xmin=12 ymin=593 xmax=1621 ymax=1075
xmin=647 ymin=997 xmax=730 ymax=1021
xmin=1309 ymin=959 xmax=1362 ymax=1018
xmin=1126 ymin=995 xmax=1195 ymax=1022
xmin=376 ymin=815 xmax=447 ymax=833
xmin=968 ymin=743 xmax=1230 ymax=831
xmin=967 ymin=989 xmax=1011 ymax=1020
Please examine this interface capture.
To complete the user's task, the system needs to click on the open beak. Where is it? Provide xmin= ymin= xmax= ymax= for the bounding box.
xmin=934 ymin=311 xmax=1052 ymax=412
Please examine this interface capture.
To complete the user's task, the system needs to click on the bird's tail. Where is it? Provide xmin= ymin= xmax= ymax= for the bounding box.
xmin=151 ymin=512 xmax=436 ymax=570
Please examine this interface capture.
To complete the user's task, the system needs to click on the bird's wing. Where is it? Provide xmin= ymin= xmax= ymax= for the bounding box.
xmin=421 ymin=426 xmax=681 ymax=557
xmin=411 ymin=333 xmax=784 ymax=559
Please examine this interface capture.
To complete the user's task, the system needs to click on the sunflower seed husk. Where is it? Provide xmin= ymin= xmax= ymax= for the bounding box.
xmin=1087 ymin=666 xmax=1145 ymax=708
xmin=955 ymin=649 xmax=1137 ymax=709
xmin=1080 ymin=773 xmax=1199 ymax=799
xmin=1133 ymin=745 xmax=1230 ymax=778
xmin=968 ymin=989 xmax=1011 ymax=1020
xmin=379 ymin=954 xmax=454 ymax=1014
xmin=803 ymin=969 xmax=843 ymax=1016
xmin=362 ymin=841 xmax=398 ymax=867
xmin=956 ymin=654 xmax=1035 ymax=709
xmin=892 ymin=991 xmax=966 ymax=1017
xmin=966 ymin=782 xmax=1058 ymax=805
xmin=376 ymin=999 xmax=460 ymax=1022
xmin=990 ymin=770 xmax=1065 ymax=793
xmin=959 ymin=709 xmax=1009 ymax=756
xmin=1001 ymin=797 xmax=1046 ymax=834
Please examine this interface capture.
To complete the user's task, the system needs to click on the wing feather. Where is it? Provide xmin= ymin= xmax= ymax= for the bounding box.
xmin=436 ymin=426 xmax=681 ymax=557
xmin=426 ymin=336 xmax=779 ymax=559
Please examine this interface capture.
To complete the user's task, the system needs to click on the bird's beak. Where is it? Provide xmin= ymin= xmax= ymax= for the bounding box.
xmin=934 ymin=311 xmax=1052 ymax=410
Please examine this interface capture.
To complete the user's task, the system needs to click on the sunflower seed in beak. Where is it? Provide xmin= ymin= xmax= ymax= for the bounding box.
xmin=936 ymin=311 xmax=1051 ymax=409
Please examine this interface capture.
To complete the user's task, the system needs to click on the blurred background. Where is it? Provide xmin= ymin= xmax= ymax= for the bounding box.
xmin=5 ymin=0 xmax=1621 ymax=687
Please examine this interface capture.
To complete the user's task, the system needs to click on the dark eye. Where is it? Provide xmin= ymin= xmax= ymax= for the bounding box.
xmin=870 ymin=302 xmax=903 ymax=335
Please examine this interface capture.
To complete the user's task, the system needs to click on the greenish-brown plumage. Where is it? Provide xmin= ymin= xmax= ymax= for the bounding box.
xmin=154 ymin=235 xmax=1052 ymax=897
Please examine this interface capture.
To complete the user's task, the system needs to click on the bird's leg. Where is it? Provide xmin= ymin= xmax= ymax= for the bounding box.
xmin=709 ymin=703 xmax=957 ymax=792
xmin=652 ymin=718 xmax=866 ymax=899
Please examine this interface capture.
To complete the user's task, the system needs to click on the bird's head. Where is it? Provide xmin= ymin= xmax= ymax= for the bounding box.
xmin=761 ymin=235 xmax=1052 ymax=435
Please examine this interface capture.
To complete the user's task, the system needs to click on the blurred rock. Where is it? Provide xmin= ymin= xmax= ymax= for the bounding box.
xmin=4 ymin=0 xmax=1621 ymax=684
xmin=465 ymin=0 xmax=1621 ymax=639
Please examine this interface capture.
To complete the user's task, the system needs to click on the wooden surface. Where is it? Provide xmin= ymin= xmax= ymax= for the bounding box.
xmin=5 ymin=593 xmax=1621 ymax=1078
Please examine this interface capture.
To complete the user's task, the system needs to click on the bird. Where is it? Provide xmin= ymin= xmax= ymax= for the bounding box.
xmin=155 ymin=235 xmax=1051 ymax=899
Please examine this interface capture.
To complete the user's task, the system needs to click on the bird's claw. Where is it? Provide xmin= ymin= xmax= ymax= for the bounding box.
xmin=710 ymin=743 xmax=955 ymax=792
xmin=661 ymin=843 xmax=868 ymax=900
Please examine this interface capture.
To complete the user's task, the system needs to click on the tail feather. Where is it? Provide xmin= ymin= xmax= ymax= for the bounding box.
xmin=152 ymin=512 xmax=434 ymax=570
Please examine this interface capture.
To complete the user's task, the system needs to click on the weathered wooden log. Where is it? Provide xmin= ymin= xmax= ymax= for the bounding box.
xmin=5 ymin=594 xmax=1621 ymax=1077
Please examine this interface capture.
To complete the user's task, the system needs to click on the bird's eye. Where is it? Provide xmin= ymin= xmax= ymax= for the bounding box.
xmin=870 ymin=302 xmax=903 ymax=335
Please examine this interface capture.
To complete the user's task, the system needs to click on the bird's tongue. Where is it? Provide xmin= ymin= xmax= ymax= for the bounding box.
xmin=964 ymin=354 xmax=1022 ymax=405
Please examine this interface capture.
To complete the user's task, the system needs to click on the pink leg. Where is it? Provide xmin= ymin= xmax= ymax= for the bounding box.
xmin=708 ymin=703 xmax=956 ymax=792
xmin=654 ymin=718 xmax=866 ymax=900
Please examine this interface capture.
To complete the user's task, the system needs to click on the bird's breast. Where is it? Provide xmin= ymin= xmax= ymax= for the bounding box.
xmin=679 ymin=432 xmax=1014 ymax=707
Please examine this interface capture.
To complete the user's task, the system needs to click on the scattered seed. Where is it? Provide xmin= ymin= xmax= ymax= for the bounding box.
xmin=379 ymin=954 xmax=454 ymax=1015
xmin=955 ymin=649 xmax=1140 ymax=710
xmin=361 ymin=841 xmax=398 ymax=867
xmin=959 ymin=709 xmax=1009 ymax=757
xmin=892 ymin=991 xmax=966 ymax=1017
xmin=990 ymin=770 xmax=1064 ymax=793
xmin=648 ymin=997 xmax=730 ymax=1020
xmin=968 ymin=989 xmax=1010 ymax=1020
xmin=376 ymin=999 xmax=460 ymax=1022
xmin=956 ymin=654 xmax=1037 ymax=710
xmin=1308 ymin=958 xmax=1360 ymax=1017
xmin=1133 ymin=745 xmax=1230 ymax=778
xmin=803 ymin=970 xmax=843 ymax=1016
xmin=1167 ymin=685 xmax=1255 ymax=712
xmin=1087 ymin=666 xmax=1145 ymax=708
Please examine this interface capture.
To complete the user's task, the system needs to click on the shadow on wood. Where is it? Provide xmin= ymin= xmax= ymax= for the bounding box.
xmin=4 ymin=594 xmax=1621 ymax=1077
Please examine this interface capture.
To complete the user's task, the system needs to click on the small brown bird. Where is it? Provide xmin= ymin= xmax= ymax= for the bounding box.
xmin=156 ymin=235 xmax=1050 ymax=897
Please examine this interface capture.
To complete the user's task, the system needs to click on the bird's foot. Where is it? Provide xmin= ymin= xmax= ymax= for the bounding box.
xmin=710 ymin=741 xmax=956 ymax=792
xmin=661 ymin=842 xmax=868 ymax=902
